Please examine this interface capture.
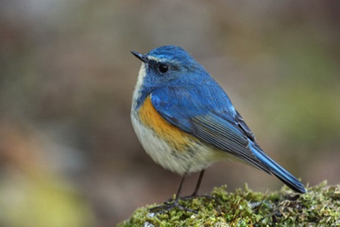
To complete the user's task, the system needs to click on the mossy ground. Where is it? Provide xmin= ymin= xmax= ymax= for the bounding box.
xmin=118 ymin=182 xmax=340 ymax=227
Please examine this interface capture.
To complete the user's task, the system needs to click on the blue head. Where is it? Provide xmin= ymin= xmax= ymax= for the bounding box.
xmin=131 ymin=45 xmax=208 ymax=107
xmin=132 ymin=46 xmax=208 ymax=88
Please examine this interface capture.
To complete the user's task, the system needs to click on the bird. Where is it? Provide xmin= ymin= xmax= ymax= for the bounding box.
xmin=130 ymin=45 xmax=306 ymax=213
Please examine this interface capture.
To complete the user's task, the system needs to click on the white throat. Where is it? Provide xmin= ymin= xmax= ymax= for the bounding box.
xmin=132 ymin=63 xmax=147 ymax=109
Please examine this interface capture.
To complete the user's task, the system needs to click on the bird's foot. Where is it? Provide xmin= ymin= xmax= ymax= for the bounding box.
xmin=180 ymin=194 xmax=213 ymax=201
xmin=149 ymin=199 xmax=197 ymax=214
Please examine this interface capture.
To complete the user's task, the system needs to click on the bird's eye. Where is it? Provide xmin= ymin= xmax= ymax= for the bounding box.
xmin=158 ymin=64 xmax=169 ymax=73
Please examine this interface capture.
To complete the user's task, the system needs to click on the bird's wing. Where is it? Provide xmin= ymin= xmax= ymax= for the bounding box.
xmin=234 ymin=110 xmax=256 ymax=142
xmin=151 ymin=85 xmax=270 ymax=173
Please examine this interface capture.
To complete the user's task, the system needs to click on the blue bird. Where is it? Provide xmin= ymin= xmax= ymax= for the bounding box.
xmin=131 ymin=45 xmax=305 ymax=212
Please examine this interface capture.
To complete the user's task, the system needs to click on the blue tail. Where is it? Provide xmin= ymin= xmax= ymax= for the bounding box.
xmin=249 ymin=142 xmax=306 ymax=193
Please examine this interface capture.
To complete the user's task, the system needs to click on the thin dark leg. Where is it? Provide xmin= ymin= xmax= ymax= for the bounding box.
xmin=175 ymin=174 xmax=186 ymax=199
xmin=191 ymin=169 xmax=205 ymax=196
xmin=149 ymin=174 xmax=197 ymax=213
xmin=181 ymin=169 xmax=212 ymax=201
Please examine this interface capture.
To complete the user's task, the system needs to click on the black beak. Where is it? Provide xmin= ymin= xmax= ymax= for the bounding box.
xmin=131 ymin=51 xmax=148 ymax=63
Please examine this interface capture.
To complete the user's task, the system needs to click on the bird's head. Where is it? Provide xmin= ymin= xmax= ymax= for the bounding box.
xmin=131 ymin=45 xmax=203 ymax=89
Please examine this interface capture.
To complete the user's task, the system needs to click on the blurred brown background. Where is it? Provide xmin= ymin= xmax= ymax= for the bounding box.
xmin=0 ymin=1 xmax=339 ymax=226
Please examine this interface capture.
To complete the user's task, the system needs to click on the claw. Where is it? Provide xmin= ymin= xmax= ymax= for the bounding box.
xmin=149 ymin=199 xmax=197 ymax=214
xmin=181 ymin=194 xmax=213 ymax=201
xmin=148 ymin=170 xmax=208 ymax=214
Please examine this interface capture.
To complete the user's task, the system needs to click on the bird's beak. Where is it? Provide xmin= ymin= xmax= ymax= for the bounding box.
xmin=131 ymin=51 xmax=148 ymax=63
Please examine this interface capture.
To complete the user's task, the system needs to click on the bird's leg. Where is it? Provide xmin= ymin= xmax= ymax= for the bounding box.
xmin=191 ymin=169 xmax=205 ymax=197
xmin=149 ymin=174 xmax=197 ymax=213
xmin=182 ymin=170 xmax=212 ymax=200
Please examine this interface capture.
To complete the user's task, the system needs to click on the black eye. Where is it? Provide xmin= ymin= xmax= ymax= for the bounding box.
xmin=158 ymin=64 xmax=169 ymax=73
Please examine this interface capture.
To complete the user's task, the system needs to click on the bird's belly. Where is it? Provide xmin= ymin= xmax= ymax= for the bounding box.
xmin=131 ymin=114 xmax=217 ymax=175
xmin=131 ymin=97 xmax=226 ymax=175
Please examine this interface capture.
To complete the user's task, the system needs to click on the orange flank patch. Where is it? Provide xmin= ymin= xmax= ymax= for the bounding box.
xmin=139 ymin=96 xmax=196 ymax=151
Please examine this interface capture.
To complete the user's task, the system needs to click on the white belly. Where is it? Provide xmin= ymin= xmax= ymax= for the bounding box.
xmin=131 ymin=113 xmax=225 ymax=175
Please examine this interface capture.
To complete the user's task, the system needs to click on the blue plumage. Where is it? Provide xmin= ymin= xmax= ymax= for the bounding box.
xmin=152 ymin=85 xmax=305 ymax=193
xmin=131 ymin=45 xmax=306 ymax=205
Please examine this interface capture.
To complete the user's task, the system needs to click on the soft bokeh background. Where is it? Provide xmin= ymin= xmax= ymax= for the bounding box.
xmin=1 ymin=1 xmax=339 ymax=226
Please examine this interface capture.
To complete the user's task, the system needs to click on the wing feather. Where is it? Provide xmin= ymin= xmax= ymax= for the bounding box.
xmin=191 ymin=113 xmax=270 ymax=173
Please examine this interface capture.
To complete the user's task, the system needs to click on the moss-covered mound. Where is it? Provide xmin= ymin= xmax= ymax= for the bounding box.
xmin=118 ymin=182 xmax=339 ymax=227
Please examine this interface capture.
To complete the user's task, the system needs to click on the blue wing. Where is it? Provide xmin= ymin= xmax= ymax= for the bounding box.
xmin=151 ymin=81 xmax=268 ymax=173
xmin=151 ymin=77 xmax=305 ymax=193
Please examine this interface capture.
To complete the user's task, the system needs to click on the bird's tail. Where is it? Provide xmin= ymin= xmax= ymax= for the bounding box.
xmin=249 ymin=142 xmax=306 ymax=193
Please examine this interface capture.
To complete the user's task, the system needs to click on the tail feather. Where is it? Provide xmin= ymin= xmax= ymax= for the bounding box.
xmin=249 ymin=142 xmax=306 ymax=193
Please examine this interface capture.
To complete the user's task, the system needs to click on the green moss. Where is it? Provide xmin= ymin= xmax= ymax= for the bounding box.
xmin=118 ymin=182 xmax=340 ymax=226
